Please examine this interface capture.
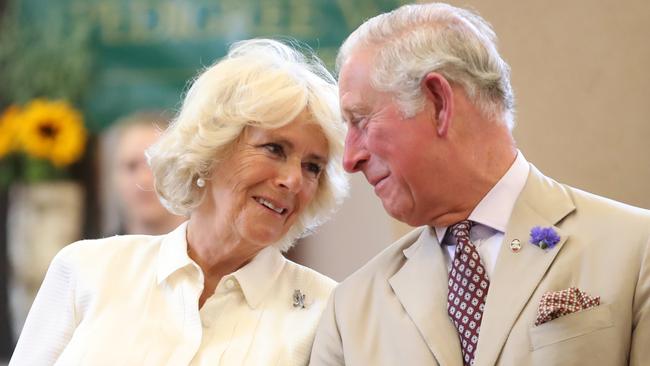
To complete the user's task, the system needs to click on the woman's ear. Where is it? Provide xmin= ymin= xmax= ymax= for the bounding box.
xmin=421 ymin=72 xmax=454 ymax=137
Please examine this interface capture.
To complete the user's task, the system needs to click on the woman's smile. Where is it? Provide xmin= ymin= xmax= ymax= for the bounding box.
xmin=253 ymin=196 xmax=289 ymax=215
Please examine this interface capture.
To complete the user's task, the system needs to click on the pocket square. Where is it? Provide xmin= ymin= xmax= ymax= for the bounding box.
xmin=535 ymin=287 xmax=600 ymax=326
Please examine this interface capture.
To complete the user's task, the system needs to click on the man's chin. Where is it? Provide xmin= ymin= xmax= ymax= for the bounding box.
xmin=382 ymin=201 xmax=417 ymax=226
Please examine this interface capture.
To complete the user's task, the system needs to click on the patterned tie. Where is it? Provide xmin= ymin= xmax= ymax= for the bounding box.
xmin=446 ymin=220 xmax=490 ymax=366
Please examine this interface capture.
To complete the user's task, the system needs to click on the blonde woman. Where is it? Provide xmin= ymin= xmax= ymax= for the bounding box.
xmin=11 ymin=39 xmax=348 ymax=366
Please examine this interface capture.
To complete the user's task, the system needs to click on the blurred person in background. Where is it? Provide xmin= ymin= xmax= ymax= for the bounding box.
xmin=100 ymin=110 xmax=185 ymax=236
xmin=10 ymin=38 xmax=348 ymax=365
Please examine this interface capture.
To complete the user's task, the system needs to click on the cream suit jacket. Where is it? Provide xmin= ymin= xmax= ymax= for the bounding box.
xmin=310 ymin=165 xmax=650 ymax=366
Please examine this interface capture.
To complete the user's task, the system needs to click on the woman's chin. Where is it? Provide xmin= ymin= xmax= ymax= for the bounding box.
xmin=242 ymin=228 xmax=286 ymax=249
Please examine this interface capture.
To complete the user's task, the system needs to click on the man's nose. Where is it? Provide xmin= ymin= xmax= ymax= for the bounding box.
xmin=342 ymin=130 xmax=368 ymax=173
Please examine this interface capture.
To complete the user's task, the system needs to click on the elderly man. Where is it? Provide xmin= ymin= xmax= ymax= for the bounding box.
xmin=310 ymin=3 xmax=649 ymax=366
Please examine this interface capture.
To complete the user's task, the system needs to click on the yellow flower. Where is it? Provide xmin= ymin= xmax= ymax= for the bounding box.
xmin=0 ymin=105 xmax=21 ymax=159
xmin=18 ymin=99 xmax=87 ymax=167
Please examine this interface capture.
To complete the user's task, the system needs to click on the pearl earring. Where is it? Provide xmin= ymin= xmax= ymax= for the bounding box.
xmin=196 ymin=177 xmax=205 ymax=188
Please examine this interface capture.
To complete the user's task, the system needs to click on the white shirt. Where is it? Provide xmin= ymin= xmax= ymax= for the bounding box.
xmin=434 ymin=151 xmax=530 ymax=278
xmin=10 ymin=222 xmax=336 ymax=366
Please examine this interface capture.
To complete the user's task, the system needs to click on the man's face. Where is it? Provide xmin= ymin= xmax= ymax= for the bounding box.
xmin=339 ymin=50 xmax=445 ymax=226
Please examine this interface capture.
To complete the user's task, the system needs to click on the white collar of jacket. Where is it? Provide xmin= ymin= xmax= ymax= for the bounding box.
xmin=156 ymin=221 xmax=287 ymax=308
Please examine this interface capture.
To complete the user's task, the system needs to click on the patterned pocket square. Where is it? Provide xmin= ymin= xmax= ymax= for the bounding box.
xmin=535 ymin=287 xmax=600 ymax=326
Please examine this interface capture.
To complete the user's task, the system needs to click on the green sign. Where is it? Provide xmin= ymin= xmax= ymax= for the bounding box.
xmin=8 ymin=0 xmax=409 ymax=131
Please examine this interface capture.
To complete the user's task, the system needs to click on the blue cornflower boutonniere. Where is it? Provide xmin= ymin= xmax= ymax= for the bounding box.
xmin=529 ymin=226 xmax=560 ymax=250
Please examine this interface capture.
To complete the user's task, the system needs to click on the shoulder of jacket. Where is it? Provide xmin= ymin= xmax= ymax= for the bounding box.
xmin=282 ymin=258 xmax=337 ymax=299
xmin=56 ymin=234 xmax=162 ymax=265
xmin=335 ymin=226 xmax=426 ymax=293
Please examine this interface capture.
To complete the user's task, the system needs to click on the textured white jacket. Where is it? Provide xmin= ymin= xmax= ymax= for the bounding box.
xmin=11 ymin=222 xmax=336 ymax=366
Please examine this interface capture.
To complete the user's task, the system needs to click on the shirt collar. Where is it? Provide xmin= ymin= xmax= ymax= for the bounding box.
xmin=434 ymin=150 xmax=530 ymax=242
xmin=158 ymin=223 xmax=287 ymax=309
xmin=157 ymin=221 xmax=194 ymax=284
xmin=229 ymin=245 xmax=286 ymax=309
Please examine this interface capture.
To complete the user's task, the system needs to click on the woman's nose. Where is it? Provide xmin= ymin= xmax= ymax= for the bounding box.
xmin=275 ymin=161 xmax=303 ymax=193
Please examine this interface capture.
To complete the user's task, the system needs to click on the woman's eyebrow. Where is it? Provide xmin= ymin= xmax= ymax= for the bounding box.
xmin=307 ymin=153 xmax=327 ymax=164
xmin=273 ymin=137 xmax=327 ymax=163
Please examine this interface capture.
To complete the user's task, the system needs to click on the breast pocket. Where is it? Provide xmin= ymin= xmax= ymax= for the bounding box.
xmin=528 ymin=304 xmax=614 ymax=351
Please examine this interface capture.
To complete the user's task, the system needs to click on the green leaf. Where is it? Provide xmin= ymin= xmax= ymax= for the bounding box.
xmin=0 ymin=159 xmax=16 ymax=191
xmin=23 ymin=156 xmax=68 ymax=183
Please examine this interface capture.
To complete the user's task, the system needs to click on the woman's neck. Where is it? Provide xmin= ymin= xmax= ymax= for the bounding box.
xmin=186 ymin=214 xmax=260 ymax=307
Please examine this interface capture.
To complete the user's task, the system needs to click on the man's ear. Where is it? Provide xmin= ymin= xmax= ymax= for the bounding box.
xmin=421 ymin=72 xmax=454 ymax=136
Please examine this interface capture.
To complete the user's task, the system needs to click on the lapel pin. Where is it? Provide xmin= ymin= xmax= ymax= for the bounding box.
xmin=510 ymin=239 xmax=522 ymax=253
xmin=292 ymin=289 xmax=306 ymax=309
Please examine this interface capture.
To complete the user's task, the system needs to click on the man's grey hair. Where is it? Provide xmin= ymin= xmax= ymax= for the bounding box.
xmin=337 ymin=3 xmax=515 ymax=129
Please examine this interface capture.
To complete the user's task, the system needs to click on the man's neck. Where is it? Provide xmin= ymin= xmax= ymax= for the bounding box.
xmin=427 ymin=124 xmax=518 ymax=228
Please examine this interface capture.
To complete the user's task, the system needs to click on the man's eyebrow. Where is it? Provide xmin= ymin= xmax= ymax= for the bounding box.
xmin=342 ymin=104 xmax=369 ymax=121
xmin=343 ymin=103 xmax=367 ymax=114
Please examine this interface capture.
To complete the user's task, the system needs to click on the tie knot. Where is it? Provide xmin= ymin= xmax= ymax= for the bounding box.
xmin=450 ymin=220 xmax=472 ymax=239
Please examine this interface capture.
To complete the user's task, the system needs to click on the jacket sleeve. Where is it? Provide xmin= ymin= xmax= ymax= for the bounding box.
xmin=630 ymin=235 xmax=650 ymax=366
xmin=309 ymin=289 xmax=345 ymax=366
xmin=10 ymin=246 xmax=78 ymax=365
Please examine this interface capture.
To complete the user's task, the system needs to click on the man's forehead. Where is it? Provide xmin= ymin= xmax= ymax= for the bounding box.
xmin=339 ymin=49 xmax=374 ymax=84
xmin=339 ymin=87 xmax=368 ymax=116
xmin=338 ymin=49 xmax=375 ymax=113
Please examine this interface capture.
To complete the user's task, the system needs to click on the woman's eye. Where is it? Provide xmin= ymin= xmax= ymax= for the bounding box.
xmin=262 ymin=143 xmax=284 ymax=157
xmin=304 ymin=162 xmax=323 ymax=177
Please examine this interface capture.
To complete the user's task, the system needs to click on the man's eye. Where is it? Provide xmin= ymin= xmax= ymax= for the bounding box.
xmin=304 ymin=162 xmax=323 ymax=177
xmin=349 ymin=117 xmax=367 ymax=129
xmin=262 ymin=143 xmax=284 ymax=157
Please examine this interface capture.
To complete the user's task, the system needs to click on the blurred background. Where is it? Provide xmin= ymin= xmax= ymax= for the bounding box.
xmin=0 ymin=0 xmax=648 ymax=361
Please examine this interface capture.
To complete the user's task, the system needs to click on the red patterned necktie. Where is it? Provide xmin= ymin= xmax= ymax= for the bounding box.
xmin=446 ymin=220 xmax=490 ymax=366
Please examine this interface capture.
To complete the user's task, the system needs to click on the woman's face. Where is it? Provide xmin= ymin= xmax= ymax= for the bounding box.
xmin=200 ymin=115 xmax=329 ymax=250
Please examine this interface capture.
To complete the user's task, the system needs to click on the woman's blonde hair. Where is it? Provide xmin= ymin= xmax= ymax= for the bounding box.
xmin=147 ymin=39 xmax=348 ymax=251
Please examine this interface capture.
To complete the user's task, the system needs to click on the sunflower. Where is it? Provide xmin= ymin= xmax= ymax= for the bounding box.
xmin=0 ymin=105 xmax=21 ymax=159
xmin=18 ymin=99 xmax=87 ymax=167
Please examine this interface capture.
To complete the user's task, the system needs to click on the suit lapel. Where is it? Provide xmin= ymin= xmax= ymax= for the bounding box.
xmin=474 ymin=165 xmax=575 ymax=365
xmin=389 ymin=227 xmax=463 ymax=366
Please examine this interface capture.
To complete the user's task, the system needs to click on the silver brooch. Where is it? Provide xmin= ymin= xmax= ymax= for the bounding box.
xmin=292 ymin=289 xmax=306 ymax=309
